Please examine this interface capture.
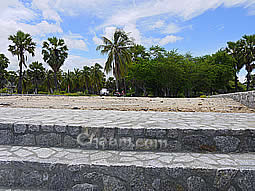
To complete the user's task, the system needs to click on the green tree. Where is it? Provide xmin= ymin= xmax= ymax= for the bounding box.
xmin=226 ymin=41 xmax=244 ymax=92
xmin=239 ymin=35 xmax=255 ymax=91
xmin=81 ymin=66 xmax=91 ymax=93
xmin=42 ymin=37 xmax=68 ymax=92
xmin=90 ymin=63 xmax=105 ymax=94
xmin=27 ymin=61 xmax=45 ymax=93
xmin=96 ymin=29 xmax=134 ymax=91
xmin=0 ymin=54 xmax=10 ymax=89
xmin=8 ymin=30 xmax=36 ymax=94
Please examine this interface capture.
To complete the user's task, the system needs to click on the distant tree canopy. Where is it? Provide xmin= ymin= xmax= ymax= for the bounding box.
xmin=0 ymin=29 xmax=254 ymax=96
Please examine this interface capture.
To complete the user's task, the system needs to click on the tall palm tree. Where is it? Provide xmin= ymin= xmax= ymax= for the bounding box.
xmin=42 ymin=37 xmax=68 ymax=92
xmin=239 ymin=35 xmax=255 ymax=91
xmin=8 ymin=30 xmax=36 ymax=94
xmin=96 ymin=29 xmax=134 ymax=91
xmin=226 ymin=41 xmax=244 ymax=92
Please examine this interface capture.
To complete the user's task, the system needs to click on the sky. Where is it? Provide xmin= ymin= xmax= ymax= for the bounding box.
xmin=1 ymin=0 xmax=255 ymax=82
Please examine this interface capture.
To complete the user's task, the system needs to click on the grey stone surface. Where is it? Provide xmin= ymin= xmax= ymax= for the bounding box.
xmin=0 ymin=145 xmax=253 ymax=190
xmin=14 ymin=124 xmax=27 ymax=134
xmin=187 ymin=176 xmax=206 ymax=191
xmin=36 ymin=133 xmax=61 ymax=147
xmin=0 ymin=108 xmax=255 ymax=153
xmin=0 ymin=107 xmax=254 ymax=130
xmin=72 ymin=183 xmax=99 ymax=191
xmin=0 ymin=130 xmax=13 ymax=144
xmin=214 ymin=136 xmax=240 ymax=153
xmin=212 ymin=90 xmax=255 ymax=109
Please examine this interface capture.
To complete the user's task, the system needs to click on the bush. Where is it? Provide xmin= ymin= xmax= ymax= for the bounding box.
xmin=200 ymin=95 xmax=207 ymax=98
xmin=38 ymin=91 xmax=48 ymax=95
xmin=0 ymin=88 xmax=8 ymax=93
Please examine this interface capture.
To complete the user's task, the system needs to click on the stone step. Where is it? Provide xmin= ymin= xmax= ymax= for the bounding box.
xmin=1 ymin=108 xmax=255 ymax=153
xmin=0 ymin=108 xmax=255 ymax=153
xmin=0 ymin=145 xmax=254 ymax=190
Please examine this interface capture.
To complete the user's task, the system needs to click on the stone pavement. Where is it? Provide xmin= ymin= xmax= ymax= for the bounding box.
xmin=1 ymin=107 xmax=255 ymax=129
xmin=0 ymin=145 xmax=254 ymax=190
xmin=1 ymin=108 xmax=255 ymax=153
xmin=1 ymin=107 xmax=255 ymax=190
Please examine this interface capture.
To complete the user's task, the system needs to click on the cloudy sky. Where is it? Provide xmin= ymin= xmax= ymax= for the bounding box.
xmin=1 ymin=0 xmax=255 ymax=81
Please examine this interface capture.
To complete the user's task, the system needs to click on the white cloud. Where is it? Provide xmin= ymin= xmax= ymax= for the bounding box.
xmin=62 ymin=55 xmax=105 ymax=71
xmin=159 ymin=35 xmax=183 ymax=46
xmin=93 ymin=34 xmax=102 ymax=46
xmin=150 ymin=20 xmax=165 ymax=30
xmin=63 ymin=32 xmax=88 ymax=51
xmin=31 ymin=0 xmax=62 ymax=22
xmin=162 ymin=23 xmax=182 ymax=34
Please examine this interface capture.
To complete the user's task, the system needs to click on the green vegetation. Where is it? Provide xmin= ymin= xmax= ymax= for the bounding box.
xmin=0 ymin=29 xmax=255 ymax=97
xmin=8 ymin=30 xmax=36 ymax=94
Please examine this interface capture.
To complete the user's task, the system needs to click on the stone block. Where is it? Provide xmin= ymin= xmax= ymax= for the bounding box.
xmin=63 ymin=135 xmax=78 ymax=147
xmin=0 ymin=130 xmax=13 ymax=144
xmin=14 ymin=124 xmax=27 ymax=134
xmin=68 ymin=126 xmax=81 ymax=136
xmin=14 ymin=134 xmax=35 ymax=146
xmin=28 ymin=124 xmax=40 ymax=132
xmin=41 ymin=125 xmax=54 ymax=132
xmin=54 ymin=125 xmax=66 ymax=133
xmin=72 ymin=183 xmax=99 ymax=191
xmin=214 ymin=136 xmax=240 ymax=153
xmin=36 ymin=133 xmax=61 ymax=147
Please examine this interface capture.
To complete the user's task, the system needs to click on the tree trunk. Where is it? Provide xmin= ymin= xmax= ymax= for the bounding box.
xmin=247 ymin=72 xmax=251 ymax=91
xmin=54 ymin=71 xmax=58 ymax=92
xmin=123 ymin=78 xmax=127 ymax=95
xmin=115 ymin=79 xmax=119 ymax=92
xmin=35 ymin=80 xmax=38 ymax=94
xmin=234 ymin=73 xmax=238 ymax=92
xmin=17 ymin=58 xmax=23 ymax=94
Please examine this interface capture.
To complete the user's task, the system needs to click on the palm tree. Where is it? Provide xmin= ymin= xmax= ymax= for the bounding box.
xmin=27 ymin=61 xmax=45 ymax=93
xmin=42 ymin=37 xmax=68 ymax=92
xmin=0 ymin=54 xmax=10 ymax=89
xmin=62 ymin=70 xmax=73 ymax=93
xmin=81 ymin=66 xmax=91 ymax=93
xmin=239 ymin=35 xmax=255 ymax=91
xmin=45 ymin=70 xmax=54 ymax=93
xmin=96 ymin=29 xmax=134 ymax=91
xmin=8 ymin=30 xmax=36 ymax=94
xmin=226 ymin=41 xmax=244 ymax=92
xmin=90 ymin=63 xmax=105 ymax=94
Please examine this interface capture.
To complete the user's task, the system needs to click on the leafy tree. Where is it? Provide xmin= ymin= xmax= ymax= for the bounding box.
xmin=8 ymin=30 xmax=36 ymax=94
xmin=90 ymin=63 xmax=105 ymax=94
xmin=96 ymin=29 xmax=134 ymax=91
xmin=239 ymin=35 xmax=255 ymax=91
xmin=62 ymin=70 xmax=73 ymax=93
xmin=226 ymin=41 xmax=244 ymax=91
xmin=81 ymin=66 xmax=91 ymax=93
xmin=0 ymin=54 xmax=10 ymax=89
xmin=27 ymin=61 xmax=45 ymax=93
xmin=42 ymin=37 xmax=68 ymax=92
xmin=106 ymin=77 xmax=115 ymax=93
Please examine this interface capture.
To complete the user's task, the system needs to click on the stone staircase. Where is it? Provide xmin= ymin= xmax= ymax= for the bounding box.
xmin=0 ymin=107 xmax=255 ymax=190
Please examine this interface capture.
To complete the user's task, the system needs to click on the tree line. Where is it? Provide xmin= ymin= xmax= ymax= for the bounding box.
xmin=0 ymin=29 xmax=255 ymax=97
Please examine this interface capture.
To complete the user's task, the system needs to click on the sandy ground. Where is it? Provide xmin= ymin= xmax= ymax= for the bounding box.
xmin=0 ymin=95 xmax=254 ymax=113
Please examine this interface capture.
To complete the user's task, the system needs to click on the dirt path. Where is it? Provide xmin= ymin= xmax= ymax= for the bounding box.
xmin=0 ymin=95 xmax=254 ymax=113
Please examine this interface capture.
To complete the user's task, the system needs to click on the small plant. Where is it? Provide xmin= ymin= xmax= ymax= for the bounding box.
xmin=200 ymin=95 xmax=207 ymax=98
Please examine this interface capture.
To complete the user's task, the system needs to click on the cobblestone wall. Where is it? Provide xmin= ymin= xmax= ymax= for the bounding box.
xmin=212 ymin=91 xmax=255 ymax=109
xmin=1 ymin=123 xmax=255 ymax=153
xmin=0 ymin=160 xmax=254 ymax=191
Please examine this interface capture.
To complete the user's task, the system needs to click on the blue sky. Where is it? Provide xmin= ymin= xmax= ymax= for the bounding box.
xmin=1 ymin=0 xmax=255 ymax=82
